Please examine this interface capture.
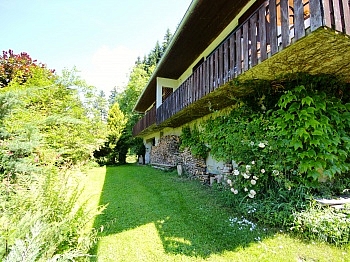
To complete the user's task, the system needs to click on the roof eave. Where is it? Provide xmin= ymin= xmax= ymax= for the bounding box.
xmin=133 ymin=0 xmax=198 ymax=113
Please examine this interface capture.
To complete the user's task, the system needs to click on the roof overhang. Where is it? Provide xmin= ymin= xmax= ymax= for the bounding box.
xmin=134 ymin=0 xmax=251 ymax=112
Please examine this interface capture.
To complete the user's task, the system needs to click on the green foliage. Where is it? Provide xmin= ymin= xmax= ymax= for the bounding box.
xmin=117 ymin=63 xmax=153 ymax=117
xmin=1 ymin=167 xmax=102 ymax=261
xmin=96 ymin=29 xmax=173 ymax=165
xmin=180 ymin=126 xmax=209 ymax=159
xmin=201 ymin=76 xmax=350 ymax=189
xmin=186 ymin=74 xmax=350 ymax=244
xmin=292 ymin=204 xmax=350 ymax=246
xmin=141 ymin=28 xmax=173 ymax=70
xmin=0 ymin=50 xmax=46 ymax=88
xmin=0 ymin=52 xmax=105 ymax=260
xmin=273 ymin=85 xmax=350 ymax=185
xmin=216 ymin=182 xmax=309 ymax=228
xmin=3 ymin=82 xmax=105 ymax=165
xmin=107 ymin=103 xmax=127 ymax=142
xmin=202 ymin=106 xmax=276 ymax=163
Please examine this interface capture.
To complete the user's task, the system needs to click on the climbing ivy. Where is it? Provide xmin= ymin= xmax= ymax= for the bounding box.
xmin=273 ymin=85 xmax=350 ymax=185
xmin=180 ymin=125 xmax=209 ymax=159
xmin=182 ymin=74 xmax=350 ymax=190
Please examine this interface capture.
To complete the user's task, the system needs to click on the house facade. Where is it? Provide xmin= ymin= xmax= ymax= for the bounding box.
xmin=133 ymin=0 xmax=350 ymax=175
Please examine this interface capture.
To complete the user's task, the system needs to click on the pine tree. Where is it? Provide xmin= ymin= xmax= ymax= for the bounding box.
xmin=162 ymin=28 xmax=173 ymax=54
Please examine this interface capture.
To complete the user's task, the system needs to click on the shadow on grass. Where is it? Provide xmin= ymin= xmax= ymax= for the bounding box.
xmin=91 ymin=164 xmax=274 ymax=259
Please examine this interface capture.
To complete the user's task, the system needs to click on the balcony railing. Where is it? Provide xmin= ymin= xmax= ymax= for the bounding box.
xmin=134 ymin=0 xmax=350 ymax=136
xmin=132 ymin=106 xmax=156 ymax=136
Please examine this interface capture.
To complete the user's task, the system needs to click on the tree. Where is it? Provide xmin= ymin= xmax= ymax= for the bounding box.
xmin=107 ymin=102 xmax=127 ymax=143
xmin=162 ymin=28 xmax=173 ymax=54
xmin=117 ymin=63 xmax=152 ymax=116
xmin=108 ymin=86 xmax=119 ymax=106
xmin=99 ymin=29 xmax=172 ymax=165
xmin=94 ymin=90 xmax=108 ymax=121
xmin=0 ymin=49 xmax=54 ymax=88
xmin=0 ymin=51 xmax=105 ymax=260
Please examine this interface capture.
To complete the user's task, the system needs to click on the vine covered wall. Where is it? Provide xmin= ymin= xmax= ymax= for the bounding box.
xmin=182 ymin=74 xmax=350 ymax=193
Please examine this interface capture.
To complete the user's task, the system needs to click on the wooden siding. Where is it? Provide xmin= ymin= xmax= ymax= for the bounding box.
xmin=134 ymin=0 xmax=350 ymax=136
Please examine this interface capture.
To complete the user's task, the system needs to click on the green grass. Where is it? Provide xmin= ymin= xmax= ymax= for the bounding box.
xmin=87 ymin=164 xmax=350 ymax=261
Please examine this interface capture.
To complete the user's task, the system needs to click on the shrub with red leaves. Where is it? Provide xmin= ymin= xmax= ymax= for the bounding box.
xmin=0 ymin=49 xmax=53 ymax=88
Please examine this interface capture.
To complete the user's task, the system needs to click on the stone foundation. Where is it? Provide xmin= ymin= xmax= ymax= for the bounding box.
xmin=150 ymin=135 xmax=206 ymax=177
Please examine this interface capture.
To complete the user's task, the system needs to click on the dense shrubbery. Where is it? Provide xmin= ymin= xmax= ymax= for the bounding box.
xmin=0 ymin=51 xmax=106 ymax=260
xmin=180 ymin=126 xmax=209 ymax=159
xmin=183 ymin=74 xmax=350 ymax=245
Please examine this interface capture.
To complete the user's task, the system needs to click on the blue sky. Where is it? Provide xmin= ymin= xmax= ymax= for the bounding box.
xmin=0 ymin=0 xmax=192 ymax=94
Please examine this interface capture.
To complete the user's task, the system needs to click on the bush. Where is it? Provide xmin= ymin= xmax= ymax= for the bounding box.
xmin=292 ymin=204 xmax=350 ymax=246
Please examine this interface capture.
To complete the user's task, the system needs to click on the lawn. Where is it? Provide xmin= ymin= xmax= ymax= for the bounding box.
xmin=86 ymin=164 xmax=350 ymax=262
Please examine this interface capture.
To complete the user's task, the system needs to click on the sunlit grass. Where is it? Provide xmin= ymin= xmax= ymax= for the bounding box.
xmin=87 ymin=165 xmax=350 ymax=262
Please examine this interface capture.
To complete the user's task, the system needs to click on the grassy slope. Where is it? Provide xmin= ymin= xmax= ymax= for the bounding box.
xmin=87 ymin=164 xmax=349 ymax=262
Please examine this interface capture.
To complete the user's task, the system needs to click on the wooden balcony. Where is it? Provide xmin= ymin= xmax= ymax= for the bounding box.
xmin=132 ymin=106 xmax=156 ymax=137
xmin=134 ymin=0 xmax=350 ymax=136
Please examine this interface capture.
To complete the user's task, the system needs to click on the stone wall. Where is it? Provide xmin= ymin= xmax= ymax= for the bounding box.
xmin=150 ymin=135 xmax=206 ymax=177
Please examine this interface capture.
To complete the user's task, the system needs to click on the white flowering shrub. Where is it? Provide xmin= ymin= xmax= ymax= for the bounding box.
xmin=224 ymin=140 xmax=286 ymax=200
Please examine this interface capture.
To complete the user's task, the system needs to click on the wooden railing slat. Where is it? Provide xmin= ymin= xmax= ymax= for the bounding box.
xmin=243 ymin=22 xmax=250 ymax=71
xmin=343 ymin=0 xmax=350 ymax=34
xmin=259 ymin=3 xmax=268 ymax=60
xmin=205 ymin=58 xmax=209 ymax=94
xmin=294 ymin=0 xmax=306 ymax=40
xmin=250 ymin=13 xmax=258 ymax=67
xmin=280 ymin=0 xmax=290 ymax=48
xmin=236 ymin=29 xmax=242 ymax=75
xmin=310 ymin=0 xmax=323 ymax=31
xmin=214 ymin=49 xmax=219 ymax=88
xmin=323 ymin=0 xmax=332 ymax=27
xmin=224 ymin=40 xmax=229 ymax=83
xmin=269 ymin=0 xmax=278 ymax=55
xmin=229 ymin=33 xmax=236 ymax=78
xmin=217 ymin=46 xmax=221 ymax=86
xmin=333 ymin=0 xmax=343 ymax=32
xmin=333 ymin=0 xmax=343 ymax=31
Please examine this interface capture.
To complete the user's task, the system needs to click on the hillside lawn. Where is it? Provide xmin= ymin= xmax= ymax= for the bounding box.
xmin=84 ymin=164 xmax=350 ymax=262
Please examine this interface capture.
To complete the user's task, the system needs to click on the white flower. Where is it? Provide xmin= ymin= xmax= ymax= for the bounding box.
xmin=251 ymin=161 xmax=255 ymax=165
xmin=233 ymin=169 xmax=240 ymax=176
xmin=253 ymin=176 xmax=258 ymax=180
xmin=248 ymin=193 xmax=255 ymax=198
xmin=260 ymin=169 xmax=265 ymax=174
xmin=242 ymin=173 xmax=250 ymax=179
xmin=231 ymin=188 xmax=238 ymax=194
xmin=251 ymin=179 xmax=257 ymax=185
xmin=227 ymin=179 xmax=232 ymax=186
xmin=246 ymin=165 xmax=251 ymax=170
xmin=248 ymin=189 xmax=257 ymax=198
xmin=250 ymin=141 xmax=255 ymax=146
xmin=272 ymin=170 xmax=280 ymax=176
xmin=244 ymin=187 xmax=248 ymax=192
xmin=258 ymin=142 xmax=265 ymax=148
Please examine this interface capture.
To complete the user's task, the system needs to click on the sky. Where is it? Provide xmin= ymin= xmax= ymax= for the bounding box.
xmin=0 ymin=0 xmax=192 ymax=95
